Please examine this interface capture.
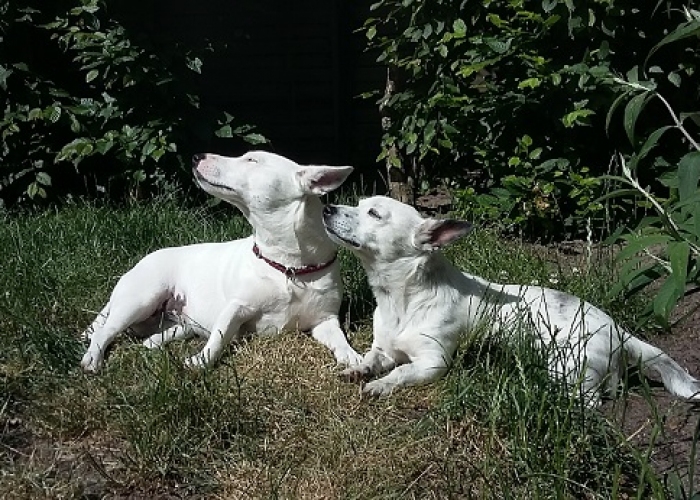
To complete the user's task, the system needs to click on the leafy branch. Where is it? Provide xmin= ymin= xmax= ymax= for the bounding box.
xmin=603 ymin=10 xmax=700 ymax=326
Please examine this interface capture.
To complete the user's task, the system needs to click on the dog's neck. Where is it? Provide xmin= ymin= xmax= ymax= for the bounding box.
xmin=362 ymin=253 xmax=447 ymax=299
xmin=363 ymin=252 xmax=491 ymax=312
xmin=246 ymin=196 xmax=337 ymax=268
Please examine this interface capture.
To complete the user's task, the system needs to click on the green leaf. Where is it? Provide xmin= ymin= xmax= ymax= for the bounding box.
xmin=669 ymin=241 xmax=690 ymax=287
xmin=653 ymin=276 xmax=680 ymax=324
xmin=668 ymin=72 xmax=682 ymax=87
xmin=0 ymin=65 xmax=13 ymax=91
xmin=366 ymin=26 xmax=377 ymax=40
xmin=28 ymin=108 xmax=43 ymax=121
xmin=486 ymin=38 xmax=511 ymax=54
xmin=27 ymin=182 xmax=40 ymax=199
xmin=187 ymin=57 xmax=203 ymax=74
xmin=623 ymin=92 xmax=653 ymax=146
xmin=95 ymin=139 xmax=114 ymax=155
xmin=423 ymin=121 xmax=436 ymax=144
xmin=518 ymin=78 xmax=541 ymax=89
xmin=562 ymin=109 xmax=595 ymax=128
xmin=680 ymin=112 xmax=700 ymax=127
xmin=132 ymin=170 xmax=147 ymax=182
xmin=70 ymin=115 xmax=81 ymax=133
xmin=626 ymin=66 xmax=640 ymax=83
xmin=46 ymin=105 xmax=62 ymax=123
xmin=86 ymin=69 xmax=99 ymax=83
xmin=611 ymin=262 xmax=662 ymax=297
xmin=673 ymin=193 xmax=700 ymax=213
xmin=542 ymin=0 xmax=557 ymax=13
xmin=616 ymin=234 xmax=673 ymax=263
xmin=678 ymin=152 xmax=700 ymax=204
xmin=215 ymin=125 xmax=233 ymax=138
xmin=453 ymin=19 xmax=467 ymax=37
xmin=605 ymin=90 xmax=631 ymax=136
xmin=243 ymin=133 xmax=268 ymax=145
xmin=646 ymin=20 xmax=700 ymax=67
xmin=649 ymin=241 xmax=691 ymax=323
xmin=635 ymin=126 xmax=672 ymax=164
xmin=594 ymin=188 xmax=640 ymax=203
xmin=36 ymin=172 xmax=51 ymax=186
xmin=141 ymin=141 xmax=156 ymax=158
xmin=488 ymin=14 xmax=504 ymax=27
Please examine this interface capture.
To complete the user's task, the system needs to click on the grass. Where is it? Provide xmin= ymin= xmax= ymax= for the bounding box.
xmin=0 ymin=195 xmax=696 ymax=498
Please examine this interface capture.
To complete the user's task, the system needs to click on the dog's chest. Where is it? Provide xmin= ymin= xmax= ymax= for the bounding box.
xmin=373 ymin=292 xmax=428 ymax=337
xmin=244 ymin=278 xmax=338 ymax=332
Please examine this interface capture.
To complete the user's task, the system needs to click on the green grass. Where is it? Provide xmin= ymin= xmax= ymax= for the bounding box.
xmin=0 ymin=196 xmax=695 ymax=498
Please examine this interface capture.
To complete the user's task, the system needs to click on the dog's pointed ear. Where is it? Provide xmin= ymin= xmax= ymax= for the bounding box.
xmin=297 ymin=166 xmax=354 ymax=195
xmin=413 ymin=219 xmax=473 ymax=251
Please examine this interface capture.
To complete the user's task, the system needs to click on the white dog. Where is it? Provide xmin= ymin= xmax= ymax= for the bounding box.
xmin=322 ymin=195 xmax=700 ymax=405
xmin=81 ymin=151 xmax=363 ymax=372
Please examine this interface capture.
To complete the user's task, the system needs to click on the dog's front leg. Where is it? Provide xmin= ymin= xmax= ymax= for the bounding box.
xmin=362 ymin=357 xmax=449 ymax=397
xmin=310 ymin=317 xmax=362 ymax=366
xmin=185 ymin=301 xmax=256 ymax=368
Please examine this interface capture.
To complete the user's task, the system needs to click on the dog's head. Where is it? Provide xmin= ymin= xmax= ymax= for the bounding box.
xmin=322 ymin=196 xmax=472 ymax=261
xmin=192 ymin=151 xmax=353 ymax=214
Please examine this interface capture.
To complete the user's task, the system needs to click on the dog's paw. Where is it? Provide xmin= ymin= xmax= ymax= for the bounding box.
xmin=362 ymin=379 xmax=395 ymax=398
xmin=335 ymin=348 xmax=364 ymax=367
xmin=80 ymin=351 xmax=102 ymax=373
xmin=341 ymin=365 xmax=370 ymax=384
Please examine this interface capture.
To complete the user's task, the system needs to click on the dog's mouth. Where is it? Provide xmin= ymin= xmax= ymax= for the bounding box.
xmin=193 ymin=168 xmax=235 ymax=193
xmin=323 ymin=222 xmax=362 ymax=249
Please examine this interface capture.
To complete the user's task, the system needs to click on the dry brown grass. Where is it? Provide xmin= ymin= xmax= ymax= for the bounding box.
xmin=211 ymin=330 xmax=499 ymax=499
xmin=2 ymin=327 xmax=506 ymax=499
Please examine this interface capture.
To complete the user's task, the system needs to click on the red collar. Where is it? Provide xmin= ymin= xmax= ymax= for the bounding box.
xmin=252 ymin=243 xmax=337 ymax=278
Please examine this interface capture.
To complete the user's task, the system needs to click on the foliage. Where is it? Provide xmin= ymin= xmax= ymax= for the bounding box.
xmin=603 ymin=7 xmax=700 ymax=328
xmin=365 ymin=0 xmax=700 ymax=239
xmin=0 ymin=0 xmax=265 ymax=206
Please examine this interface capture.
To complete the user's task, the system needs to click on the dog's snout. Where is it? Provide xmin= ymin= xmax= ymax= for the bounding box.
xmin=192 ymin=153 xmax=206 ymax=167
xmin=323 ymin=205 xmax=338 ymax=217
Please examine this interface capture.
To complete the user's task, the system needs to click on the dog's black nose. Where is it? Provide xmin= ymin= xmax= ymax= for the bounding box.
xmin=192 ymin=153 xmax=206 ymax=167
xmin=323 ymin=205 xmax=337 ymax=217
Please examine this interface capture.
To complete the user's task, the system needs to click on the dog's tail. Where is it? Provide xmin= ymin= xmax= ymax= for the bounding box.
xmin=623 ymin=334 xmax=700 ymax=400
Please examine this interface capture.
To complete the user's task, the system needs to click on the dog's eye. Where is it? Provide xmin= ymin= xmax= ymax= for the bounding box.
xmin=368 ymin=208 xmax=381 ymax=220
xmin=246 ymin=157 xmax=258 ymax=163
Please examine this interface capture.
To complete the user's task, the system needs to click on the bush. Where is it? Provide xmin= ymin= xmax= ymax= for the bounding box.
xmin=603 ymin=8 xmax=700 ymax=328
xmin=365 ymin=0 xmax=700 ymax=239
xmin=0 ymin=0 xmax=265 ymax=206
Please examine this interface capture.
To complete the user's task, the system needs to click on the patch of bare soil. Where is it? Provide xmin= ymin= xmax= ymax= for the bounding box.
xmin=416 ymin=189 xmax=453 ymax=215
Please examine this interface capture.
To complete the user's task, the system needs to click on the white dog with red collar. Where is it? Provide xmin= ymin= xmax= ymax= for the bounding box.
xmin=80 ymin=151 xmax=362 ymax=372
